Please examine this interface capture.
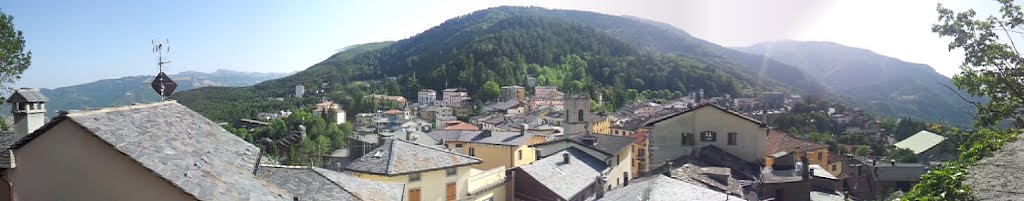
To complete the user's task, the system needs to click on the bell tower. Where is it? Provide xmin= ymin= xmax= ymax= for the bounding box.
xmin=9 ymin=88 xmax=48 ymax=139
xmin=563 ymin=93 xmax=590 ymax=134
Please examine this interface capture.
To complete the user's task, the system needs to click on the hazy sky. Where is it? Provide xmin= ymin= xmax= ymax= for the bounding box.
xmin=0 ymin=0 xmax=1001 ymax=88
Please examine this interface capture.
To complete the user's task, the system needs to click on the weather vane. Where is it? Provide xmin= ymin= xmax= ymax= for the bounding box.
xmin=150 ymin=39 xmax=177 ymax=100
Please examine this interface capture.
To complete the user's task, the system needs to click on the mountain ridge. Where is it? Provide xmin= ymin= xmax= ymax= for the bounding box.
xmin=736 ymin=40 xmax=974 ymax=126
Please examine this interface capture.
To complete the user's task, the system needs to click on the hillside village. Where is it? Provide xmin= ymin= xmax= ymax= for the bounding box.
xmin=0 ymin=78 xmax=959 ymax=201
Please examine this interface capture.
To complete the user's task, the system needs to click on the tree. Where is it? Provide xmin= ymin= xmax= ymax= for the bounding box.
xmin=886 ymin=148 xmax=918 ymax=163
xmin=479 ymin=81 xmax=500 ymax=102
xmin=856 ymin=145 xmax=870 ymax=157
xmin=934 ymin=1 xmax=1024 ymax=127
xmin=0 ymin=10 xmax=31 ymax=92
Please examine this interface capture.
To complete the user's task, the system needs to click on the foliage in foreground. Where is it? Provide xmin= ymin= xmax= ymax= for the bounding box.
xmin=902 ymin=129 xmax=1021 ymax=200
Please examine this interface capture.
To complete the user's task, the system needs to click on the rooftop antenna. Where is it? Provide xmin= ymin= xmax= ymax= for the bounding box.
xmin=150 ymin=39 xmax=177 ymax=100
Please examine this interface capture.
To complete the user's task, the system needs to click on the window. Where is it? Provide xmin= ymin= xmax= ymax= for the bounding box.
xmin=577 ymin=109 xmax=584 ymax=122
xmin=446 ymin=167 xmax=457 ymax=176
xmin=728 ymin=132 xmax=737 ymax=145
xmin=818 ymin=153 xmax=823 ymax=162
xmin=446 ymin=183 xmax=456 ymax=201
xmin=700 ymin=131 xmax=717 ymax=142
xmin=409 ymin=173 xmax=421 ymax=182
xmin=518 ymin=150 xmax=523 ymax=160
xmin=469 ymin=147 xmax=475 ymax=156
xmin=455 ymin=144 xmax=463 ymax=148
xmin=681 ymin=133 xmax=695 ymax=146
xmin=832 ymin=164 xmax=838 ymax=171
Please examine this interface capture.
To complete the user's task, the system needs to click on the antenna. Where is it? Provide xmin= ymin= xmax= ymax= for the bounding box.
xmin=150 ymin=39 xmax=178 ymax=100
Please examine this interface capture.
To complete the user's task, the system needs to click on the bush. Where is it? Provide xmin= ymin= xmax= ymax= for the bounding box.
xmin=902 ymin=129 xmax=1021 ymax=200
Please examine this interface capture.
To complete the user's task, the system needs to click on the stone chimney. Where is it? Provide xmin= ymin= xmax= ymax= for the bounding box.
xmin=562 ymin=152 xmax=570 ymax=164
xmin=520 ymin=124 xmax=528 ymax=136
xmin=9 ymin=88 xmax=48 ymax=140
xmin=663 ymin=161 xmax=673 ymax=177
xmin=580 ymin=134 xmax=597 ymax=146
xmin=595 ymin=176 xmax=607 ymax=199
xmin=406 ymin=129 xmax=415 ymax=141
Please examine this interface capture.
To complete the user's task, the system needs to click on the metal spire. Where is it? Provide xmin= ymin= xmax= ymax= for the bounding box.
xmin=150 ymin=39 xmax=177 ymax=100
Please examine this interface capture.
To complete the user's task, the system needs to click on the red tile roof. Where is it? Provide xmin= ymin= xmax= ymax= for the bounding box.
xmin=440 ymin=121 xmax=480 ymax=131
xmin=766 ymin=130 xmax=829 ymax=157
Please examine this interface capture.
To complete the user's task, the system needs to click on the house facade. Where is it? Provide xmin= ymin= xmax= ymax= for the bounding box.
xmin=644 ymin=103 xmax=768 ymax=167
xmin=345 ymin=140 xmax=483 ymax=201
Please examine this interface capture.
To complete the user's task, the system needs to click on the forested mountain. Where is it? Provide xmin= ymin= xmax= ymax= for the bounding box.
xmin=30 ymin=69 xmax=288 ymax=117
xmin=736 ymin=41 xmax=975 ymax=126
xmin=174 ymin=6 xmax=823 ymax=122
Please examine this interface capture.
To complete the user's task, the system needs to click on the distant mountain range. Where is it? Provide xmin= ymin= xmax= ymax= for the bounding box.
xmin=736 ymin=41 xmax=976 ymax=126
xmin=28 ymin=69 xmax=289 ymax=116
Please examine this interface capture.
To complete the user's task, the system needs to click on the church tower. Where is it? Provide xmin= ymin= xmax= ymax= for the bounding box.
xmin=563 ymin=93 xmax=590 ymax=135
xmin=9 ymin=88 xmax=48 ymax=140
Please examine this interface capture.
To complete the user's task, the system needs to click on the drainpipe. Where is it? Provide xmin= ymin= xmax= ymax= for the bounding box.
xmin=1 ymin=174 xmax=13 ymax=201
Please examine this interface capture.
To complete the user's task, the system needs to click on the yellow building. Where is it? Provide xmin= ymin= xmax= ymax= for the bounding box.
xmin=644 ymin=103 xmax=769 ymax=166
xmin=588 ymin=113 xmax=612 ymax=135
xmin=345 ymin=140 xmax=483 ymax=201
xmin=442 ymin=129 xmax=547 ymax=170
xmin=765 ymin=130 xmax=842 ymax=176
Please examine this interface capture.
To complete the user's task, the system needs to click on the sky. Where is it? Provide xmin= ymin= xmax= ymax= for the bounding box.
xmin=0 ymin=0 xmax=1003 ymax=89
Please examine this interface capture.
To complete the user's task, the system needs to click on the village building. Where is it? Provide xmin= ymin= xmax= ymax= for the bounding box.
xmin=766 ymin=130 xmax=843 ymax=177
xmin=599 ymin=174 xmax=742 ymax=201
xmin=500 ymin=85 xmax=526 ymax=102
xmin=431 ymin=128 xmax=546 ymax=170
xmin=344 ymin=140 xmax=483 ymax=201
xmin=532 ymin=132 xmax=636 ymax=191
xmin=893 ymin=130 xmax=948 ymax=161
xmin=417 ymin=89 xmax=436 ymax=104
xmin=643 ymin=103 xmax=768 ymax=167
xmin=0 ymin=101 xmax=292 ymax=200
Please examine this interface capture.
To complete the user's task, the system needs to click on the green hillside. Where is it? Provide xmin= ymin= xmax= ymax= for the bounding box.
xmin=173 ymin=7 xmax=820 ymax=122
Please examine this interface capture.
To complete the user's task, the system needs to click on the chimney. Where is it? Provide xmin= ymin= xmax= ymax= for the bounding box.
xmin=801 ymin=153 xmax=810 ymax=180
xmin=890 ymin=159 xmax=896 ymax=166
xmin=481 ymin=130 xmax=492 ymax=137
xmin=581 ymin=134 xmax=597 ymax=146
xmin=562 ymin=152 xmax=570 ymax=164
xmin=520 ymin=124 xmax=528 ymax=136
xmin=9 ymin=88 xmax=48 ymax=140
xmin=663 ymin=161 xmax=673 ymax=177
xmin=595 ymin=176 xmax=607 ymax=199
xmin=405 ymin=129 xmax=414 ymax=141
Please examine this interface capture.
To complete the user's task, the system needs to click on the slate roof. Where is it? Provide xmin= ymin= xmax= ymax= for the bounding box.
xmin=12 ymin=101 xmax=290 ymax=200
xmin=459 ymin=131 xmax=536 ymax=146
xmin=536 ymin=133 xmax=637 ymax=158
xmin=965 ymin=132 xmax=1024 ymax=199
xmin=518 ymin=148 xmax=608 ymax=200
xmin=873 ymin=163 xmax=929 ymax=182
xmin=766 ymin=130 xmax=829 ymax=156
xmin=344 ymin=139 xmax=481 ymax=176
xmin=643 ymin=103 xmax=763 ymax=127
xmin=7 ymin=88 xmax=47 ymax=102
xmin=255 ymin=165 xmax=405 ymax=201
xmin=425 ymin=130 xmax=466 ymax=142
xmin=599 ymin=175 xmax=743 ymax=201
xmin=893 ymin=130 xmax=945 ymax=154
xmin=669 ymin=163 xmax=744 ymax=197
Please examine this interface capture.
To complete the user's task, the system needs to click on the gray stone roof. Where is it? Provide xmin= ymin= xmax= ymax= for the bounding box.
xmin=12 ymin=101 xmax=290 ymax=200
xmin=256 ymin=165 xmax=405 ymax=201
xmin=8 ymin=88 xmax=47 ymax=102
xmin=966 ymin=133 xmax=1024 ymax=199
xmin=599 ymin=175 xmax=743 ymax=201
xmin=344 ymin=139 xmax=481 ymax=176
xmin=518 ymin=148 xmax=608 ymax=200
xmin=537 ymin=133 xmax=636 ymax=158
xmin=442 ymin=130 xmax=537 ymax=146
xmin=873 ymin=163 xmax=929 ymax=182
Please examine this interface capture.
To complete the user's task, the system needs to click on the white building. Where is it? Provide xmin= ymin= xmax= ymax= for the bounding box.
xmin=644 ymin=103 xmax=768 ymax=166
xmin=442 ymin=88 xmax=470 ymax=106
xmin=295 ymin=85 xmax=305 ymax=98
xmin=417 ymin=89 xmax=436 ymax=104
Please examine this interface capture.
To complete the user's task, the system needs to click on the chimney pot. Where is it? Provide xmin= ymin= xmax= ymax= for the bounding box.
xmin=663 ymin=162 xmax=673 ymax=177
xmin=562 ymin=152 xmax=570 ymax=164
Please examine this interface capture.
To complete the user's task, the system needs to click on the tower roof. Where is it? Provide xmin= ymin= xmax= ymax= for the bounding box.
xmin=7 ymin=88 xmax=47 ymax=103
